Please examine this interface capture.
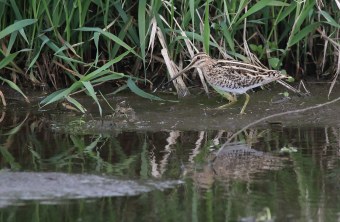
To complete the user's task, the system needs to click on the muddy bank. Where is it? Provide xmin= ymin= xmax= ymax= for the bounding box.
xmin=48 ymin=83 xmax=340 ymax=134
xmin=1 ymin=83 xmax=339 ymax=133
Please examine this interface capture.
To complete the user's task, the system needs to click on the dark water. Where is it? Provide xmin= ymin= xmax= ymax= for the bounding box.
xmin=1 ymin=87 xmax=340 ymax=221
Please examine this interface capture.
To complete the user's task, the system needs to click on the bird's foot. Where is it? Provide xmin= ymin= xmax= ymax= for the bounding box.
xmin=216 ymin=101 xmax=237 ymax=110
xmin=203 ymin=101 xmax=236 ymax=111
xmin=238 ymin=109 xmax=246 ymax=115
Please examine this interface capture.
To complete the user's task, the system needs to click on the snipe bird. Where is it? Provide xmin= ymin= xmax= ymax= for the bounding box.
xmin=167 ymin=52 xmax=299 ymax=114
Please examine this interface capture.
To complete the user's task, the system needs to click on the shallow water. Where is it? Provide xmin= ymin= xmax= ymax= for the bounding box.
xmin=0 ymin=84 xmax=340 ymax=221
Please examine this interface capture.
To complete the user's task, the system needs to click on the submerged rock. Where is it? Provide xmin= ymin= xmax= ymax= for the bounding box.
xmin=0 ymin=171 xmax=182 ymax=208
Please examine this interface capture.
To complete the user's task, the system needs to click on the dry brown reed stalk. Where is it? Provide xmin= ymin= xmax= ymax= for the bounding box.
xmin=0 ymin=112 xmax=4 ymax=123
xmin=242 ymin=6 xmax=264 ymax=68
xmin=156 ymin=6 xmax=209 ymax=97
xmin=56 ymin=35 xmax=81 ymax=59
xmin=192 ymin=10 xmax=220 ymax=95
xmin=0 ymin=90 xmax=6 ymax=106
xmin=156 ymin=27 xmax=190 ymax=97
xmin=239 ymin=12 xmax=307 ymax=96
xmin=195 ymin=9 xmax=228 ymax=58
xmin=188 ymin=131 xmax=206 ymax=163
xmin=147 ymin=17 xmax=157 ymax=68
xmin=53 ymin=61 xmax=82 ymax=78
xmin=316 ymin=28 xmax=340 ymax=98
xmin=157 ymin=5 xmax=205 ymax=97
xmin=42 ymin=54 xmax=57 ymax=89
xmin=160 ymin=3 xmax=205 ymax=90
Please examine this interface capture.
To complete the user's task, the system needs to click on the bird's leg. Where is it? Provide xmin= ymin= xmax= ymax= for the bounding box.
xmin=216 ymin=92 xmax=237 ymax=109
xmin=239 ymin=93 xmax=250 ymax=114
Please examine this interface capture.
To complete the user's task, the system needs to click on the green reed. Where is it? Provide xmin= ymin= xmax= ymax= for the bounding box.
xmin=0 ymin=0 xmax=339 ymax=112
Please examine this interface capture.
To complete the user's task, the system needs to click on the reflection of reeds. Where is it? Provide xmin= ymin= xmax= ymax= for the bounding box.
xmin=188 ymin=131 xmax=205 ymax=163
xmin=2 ymin=110 xmax=340 ymax=220
xmin=150 ymin=131 xmax=180 ymax=178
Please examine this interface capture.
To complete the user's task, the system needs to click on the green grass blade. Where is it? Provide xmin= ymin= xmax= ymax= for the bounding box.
xmin=65 ymin=96 xmax=86 ymax=113
xmin=81 ymin=50 xmax=130 ymax=81
xmin=93 ymin=32 xmax=100 ymax=66
xmin=27 ymin=37 xmax=50 ymax=70
xmin=54 ymin=54 xmax=86 ymax=64
xmin=203 ymin=0 xmax=210 ymax=53
xmin=0 ymin=19 xmax=37 ymax=39
xmin=39 ymin=35 xmax=80 ymax=76
xmin=40 ymin=88 xmax=71 ymax=106
xmin=292 ymin=2 xmax=315 ymax=35
xmin=288 ymin=22 xmax=320 ymax=47
xmin=138 ymin=0 xmax=147 ymax=67
xmin=113 ymin=2 xmax=139 ymax=44
xmin=267 ymin=1 xmax=289 ymax=6
xmin=230 ymin=0 xmax=247 ymax=27
xmin=235 ymin=0 xmax=272 ymax=26
xmin=40 ymin=89 xmax=66 ymax=105
xmin=40 ymin=80 xmax=84 ymax=107
xmin=0 ymin=48 xmax=30 ymax=67
xmin=320 ymin=10 xmax=340 ymax=28
xmin=189 ymin=0 xmax=195 ymax=26
xmin=0 ymin=52 xmax=18 ymax=69
xmin=82 ymin=81 xmax=102 ymax=116
xmin=41 ymin=51 xmax=130 ymax=109
xmin=3 ymin=115 xmax=28 ymax=136
xmin=54 ymin=41 xmax=79 ymax=57
xmin=84 ymin=136 xmax=102 ymax=153
xmin=127 ymin=78 xmax=164 ymax=101
xmin=18 ymin=26 xmax=29 ymax=44
xmin=91 ymin=72 xmax=125 ymax=83
xmin=70 ymin=135 xmax=86 ymax=150
xmin=7 ymin=31 xmax=18 ymax=54
xmin=276 ymin=2 xmax=296 ymax=24
xmin=220 ymin=22 xmax=235 ymax=53
xmin=9 ymin=0 xmax=22 ymax=19
xmin=176 ymin=31 xmax=220 ymax=48
xmin=111 ymin=17 xmax=133 ymax=58
xmin=0 ymin=76 xmax=29 ymax=102
xmin=76 ymin=27 xmax=140 ymax=58
xmin=0 ymin=146 xmax=20 ymax=170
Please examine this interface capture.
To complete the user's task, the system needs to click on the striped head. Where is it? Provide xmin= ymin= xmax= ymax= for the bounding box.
xmin=166 ymin=52 xmax=215 ymax=84
xmin=184 ymin=52 xmax=216 ymax=69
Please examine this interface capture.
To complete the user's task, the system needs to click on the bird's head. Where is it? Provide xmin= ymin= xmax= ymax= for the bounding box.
xmin=165 ymin=52 xmax=213 ymax=84
xmin=186 ymin=52 xmax=214 ymax=69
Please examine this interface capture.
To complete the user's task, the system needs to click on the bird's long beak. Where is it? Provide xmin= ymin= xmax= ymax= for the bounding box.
xmin=163 ymin=62 xmax=195 ymax=86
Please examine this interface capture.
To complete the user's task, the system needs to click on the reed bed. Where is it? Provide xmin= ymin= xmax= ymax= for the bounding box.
xmin=0 ymin=0 xmax=339 ymax=112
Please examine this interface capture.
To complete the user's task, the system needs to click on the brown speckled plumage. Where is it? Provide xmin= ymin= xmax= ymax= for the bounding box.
xmin=168 ymin=52 xmax=293 ymax=114
xmin=178 ymin=53 xmax=285 ymax=93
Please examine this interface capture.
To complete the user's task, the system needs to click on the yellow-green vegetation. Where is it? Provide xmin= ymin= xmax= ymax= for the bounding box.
xmin=0 ymin=0 xmax=339 ymax=113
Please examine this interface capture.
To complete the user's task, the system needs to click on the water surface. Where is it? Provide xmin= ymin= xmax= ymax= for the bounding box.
xmin=0 ymin=84 xmax=339 ymax=221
